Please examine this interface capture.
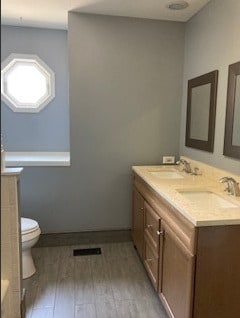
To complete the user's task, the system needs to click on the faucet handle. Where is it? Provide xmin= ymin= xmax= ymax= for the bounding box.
xmin=176 ymin=159 xmax=184 ymax=165
xmin=219 ymin=176 xmax=230 ymax=182
xmin=176 ymin=159 xmax=185 ymax=172
xmin=191 ymin=167 xmax=201 ymax=176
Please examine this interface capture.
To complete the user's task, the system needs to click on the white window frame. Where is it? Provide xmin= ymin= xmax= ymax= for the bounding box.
xmin=1 ymin=53 xmax=55 ymax=113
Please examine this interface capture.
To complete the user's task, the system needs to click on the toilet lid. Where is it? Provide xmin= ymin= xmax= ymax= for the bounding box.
xmin=21 ymin=217 xmax=39 ymax=234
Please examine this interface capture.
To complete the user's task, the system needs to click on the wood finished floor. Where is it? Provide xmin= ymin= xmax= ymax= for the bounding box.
xmin=23 ymin=242 xmax=168 ymax=318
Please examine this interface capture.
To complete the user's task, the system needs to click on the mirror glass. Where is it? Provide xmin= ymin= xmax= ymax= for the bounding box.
xmin=185 ymin=70 xmax=218 ymax=152
xmin=232 ymin=74 xmax=240 ymax=146
xmin=190 ymin=83 xmax=211 ymax=141
xmin=224 ymin=61 xmax=240 ymax=159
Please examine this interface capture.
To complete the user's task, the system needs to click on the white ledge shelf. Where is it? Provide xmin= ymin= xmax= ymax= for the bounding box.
xmin=1 ymin=167 xmax=24 ymax=175
xmin=5 ymin=152 xmax=70 ymax=167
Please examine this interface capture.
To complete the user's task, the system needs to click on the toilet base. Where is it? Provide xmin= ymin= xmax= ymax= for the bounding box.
xmin=22 ymin=248 xmax=36 ymax=279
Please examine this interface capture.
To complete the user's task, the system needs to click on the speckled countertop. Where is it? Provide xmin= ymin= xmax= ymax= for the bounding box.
xmin=132 ymin=165 xmax=240 ymax=227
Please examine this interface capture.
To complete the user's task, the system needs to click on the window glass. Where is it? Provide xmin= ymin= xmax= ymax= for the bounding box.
xmin=1 ymin=54 xmax=55 ymax=112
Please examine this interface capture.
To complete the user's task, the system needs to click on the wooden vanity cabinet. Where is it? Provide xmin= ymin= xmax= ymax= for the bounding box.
xmin=132 ymin=172 xmax=240 ymax=318
xmin=132 ymin=187 xmax=144 ymax=259
xmin=133 ymin=174 xmax=195 ymax=317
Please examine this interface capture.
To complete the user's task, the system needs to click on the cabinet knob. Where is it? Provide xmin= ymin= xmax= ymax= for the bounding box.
xmin=156 ymin=230 xmax=164 ymax=236
xmin=147 ymin=224 xmax=153 ymax=229
xmin=139 ymin=207 xmax=144 ymax=211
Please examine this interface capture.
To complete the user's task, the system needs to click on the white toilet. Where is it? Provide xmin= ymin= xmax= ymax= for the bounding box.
xmin=21 ymin=217 xmax=41 ymax=279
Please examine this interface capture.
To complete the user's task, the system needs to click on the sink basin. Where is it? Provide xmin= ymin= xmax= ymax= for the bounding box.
xmin=149 ymin=170 xmax=184 ymax=179
xmin=178 ymin=190 xmax=239 ymax=209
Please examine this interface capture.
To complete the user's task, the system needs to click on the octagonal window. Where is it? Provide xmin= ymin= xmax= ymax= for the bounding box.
xmin=1 ymin=54 xmax=55 ymax=113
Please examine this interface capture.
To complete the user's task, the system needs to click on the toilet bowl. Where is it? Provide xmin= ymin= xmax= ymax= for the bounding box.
xmin=21 ymin=217 xmax=41 ymax=279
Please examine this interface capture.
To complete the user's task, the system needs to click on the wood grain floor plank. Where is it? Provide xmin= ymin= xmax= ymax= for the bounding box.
xmin=95 ymin=296 xmax=118 ymax=318
xmin=23 ymin=248 xmax=44 ymax=317
xmin=32 ymin=246 xmax=60 ymax=308
xmin=99 ymin=242 xmax=137 ymax=259
xmin=107 ymin=256 xmax=134 ymax=301
xmin=107 ymin=253 xmax=155 ymax=301
xmin=53 ymin=247 xmax=75 ymax=318
xmin=23 ymin=276 xmax=40 ymax=318
xmin=75 ymin=304 xmax=97 ymax=318
xmin=42 ymin=247 xmax=61 ymax=265
xmin=115 ymin=299 xmax=141 ymax=317
xmin=33 ymin=263 xmax=58 ymax=308
xmin=91 ymin=254 xmax=114 ymax=299
xmin=116 ymin=299 xmax=168 ymax=318
xmin=74 ymin=257 xmax=95 ymax=305
xmin=31 ymin=307 xmax=54 ymax=318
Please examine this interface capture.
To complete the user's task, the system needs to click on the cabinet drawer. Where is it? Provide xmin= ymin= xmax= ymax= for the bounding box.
xmin=144 ymin=201 xmax=160 ymax=250
xmin=144 ymin=234 xmax=159 ymax=291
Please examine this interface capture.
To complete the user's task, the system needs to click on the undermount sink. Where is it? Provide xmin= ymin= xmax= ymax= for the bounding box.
xmin=178 ymin=190 xmax=239 ymax=209
xmin=149 ymin=170 xmax=184 ymax=179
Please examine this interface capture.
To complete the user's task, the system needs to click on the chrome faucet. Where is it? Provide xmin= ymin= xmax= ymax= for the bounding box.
xmin=176 ymin=159 xmax=192 ymax=174
xmin=219 ymin=176 xmax=240 ymax=197
xmin=219 ymin=177 xmax=231 ymax=193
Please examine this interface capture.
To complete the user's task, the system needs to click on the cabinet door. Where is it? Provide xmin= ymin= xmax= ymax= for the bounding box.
xmin=159 ymin=221 xmax=195 ymax=318
xmin=132 ymin=187 xmax=144 ymax=259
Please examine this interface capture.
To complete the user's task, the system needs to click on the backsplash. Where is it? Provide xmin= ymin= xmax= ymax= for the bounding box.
xmin=180 ymin=156 xmax=240 ymax=184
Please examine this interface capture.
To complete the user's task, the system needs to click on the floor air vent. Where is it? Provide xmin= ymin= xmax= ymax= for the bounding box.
xmin=73 ymin=247 xmax=101 ymax=256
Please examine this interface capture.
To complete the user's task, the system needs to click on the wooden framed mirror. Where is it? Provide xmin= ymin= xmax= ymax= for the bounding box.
xmin=185 ymin=70 xmax=218 ymax=152
xmin=223 ymin=61 xmax=240 ymax=159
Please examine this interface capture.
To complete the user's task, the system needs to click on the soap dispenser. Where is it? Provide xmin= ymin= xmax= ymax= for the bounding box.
xmin=1 ymin=134 xmax=6 ymax=172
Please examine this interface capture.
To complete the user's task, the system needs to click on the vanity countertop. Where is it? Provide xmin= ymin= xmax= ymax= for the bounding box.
xmin=132 ymin=165 xmax=240 ymax=227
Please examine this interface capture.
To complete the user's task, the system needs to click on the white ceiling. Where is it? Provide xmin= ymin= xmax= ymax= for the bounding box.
xmin=1 ymin=0 xmax=211 ymax=30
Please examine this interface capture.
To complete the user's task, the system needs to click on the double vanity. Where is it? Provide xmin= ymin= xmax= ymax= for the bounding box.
xmin=132 ymin=157 xmax=240 ymax=318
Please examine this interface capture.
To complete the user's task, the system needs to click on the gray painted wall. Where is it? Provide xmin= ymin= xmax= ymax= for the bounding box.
xmin=68 ymin=13 xmax=184 ymax=166
xmin=13 ymin=14 xmax=184 ymax=233
xmin=1 ymin=26 xmax=69 ymax=151
xmin=179 ymin=0 xmax=240 ymax=174
xmin=66 ymin=13 xmax=184 ymax=233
